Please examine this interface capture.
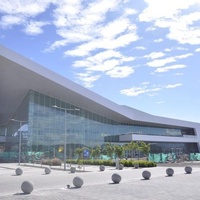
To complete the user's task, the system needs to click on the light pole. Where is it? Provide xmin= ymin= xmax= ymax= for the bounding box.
xmin=11 ymin=119 xmax=27 ymax=165
xmin=52 ymin=105 xmax=80 ymax=171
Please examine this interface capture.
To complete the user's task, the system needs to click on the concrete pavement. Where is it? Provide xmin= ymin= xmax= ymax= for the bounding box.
xmin=0 ymin=162 xmax=200 ymax=199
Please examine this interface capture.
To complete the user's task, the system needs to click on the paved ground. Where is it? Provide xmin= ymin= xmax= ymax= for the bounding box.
xmin=0 ymin=162 xmax=200 ymax=200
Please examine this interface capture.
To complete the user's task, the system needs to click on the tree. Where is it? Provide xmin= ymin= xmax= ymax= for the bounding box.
xmin=114 ymin=145 xmax=124 ymax=159
xmin=91 ymin=145 xmax=101 ymax=159
xmin=124 ymin=141 xmax=139 ymax=158
xmin=105 ymin=143 xmax=115 ymax=159
xmin=75 ymin=147 xmax=85 ymax=160
xmin=138 ymin=142 xmax=150 ymax=160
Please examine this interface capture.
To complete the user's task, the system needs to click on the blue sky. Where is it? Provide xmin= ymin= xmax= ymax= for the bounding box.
xmin=0 ymin=0 xmax=200 ymax=123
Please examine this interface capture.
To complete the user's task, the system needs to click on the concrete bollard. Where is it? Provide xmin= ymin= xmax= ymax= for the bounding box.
xmin=134 ymin=163 xmax=139 ymax=169
xmin=115 ymin=158 xmax=120 ymax=169
xmin=70 ymin=167 xmax=76 ymax=173
xmin=119 ymin=164 xmax=124 ymax=170
xmin=15 ymin=168 xmax=23 ymax=176
xmin=73 ymin=176 xmax=84 ymax=188
xmin=111 ymin=173 xmax=121 ymax=184
xmin=185 ymin=166 xmax=192 ymax=174
xmin=142 ymin=170 xmax=151 ymax=180
xmin=99 ymin=165 xmax=105 ymax=171
xmin=166 ymin=168 xmax=174 ymax=176
xmin=21 ymin=181 xmax=34 ymax=194
xmin=44 ymin=167 xmax=51 ymax=174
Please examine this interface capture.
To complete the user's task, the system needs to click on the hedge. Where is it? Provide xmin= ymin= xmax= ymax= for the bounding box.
xmin=66 ymin=159 xmax=156 ymax=168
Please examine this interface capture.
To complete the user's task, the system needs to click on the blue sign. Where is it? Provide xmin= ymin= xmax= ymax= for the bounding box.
xmin=83 ymin=149 xmax=90 ymax=157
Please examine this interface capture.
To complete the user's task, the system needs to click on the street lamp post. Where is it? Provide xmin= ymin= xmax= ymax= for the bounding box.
xmin=11 ymin=119 xmax=27 ymax=165
xmin=52 ymin=105 xmax=80 ymax=171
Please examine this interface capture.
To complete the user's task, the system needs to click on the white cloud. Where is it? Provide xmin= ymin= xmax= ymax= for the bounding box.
xmin=124 ymin=8 xmax=137 ymax=16
xmin=146 ymin=57 xmax=176 ymax=67
xmin=0 ymin=15 xmax=25 ymax=27
xmin=155 ymin=64 xmax=186 ymax=73
xmin=175 ymin=53 xmax=193 ymax=59
xmin=121 ymin=82 xmax=182 ymax=96
xmin=73 ymin=50 xmax=135 ymax=70
xmin=139 ymin=0 xmax=200 ymax=22
xmin=64 ymin=32 xmax=139 ymax=57
xmin=173 ymin=73 xmax=184 ymax=76
xmin=24 ymin=21 xmax=50 ymax=35
xmin=157 ymin=101 xmax=165 ymax=104
xmin=75 ymin=73 xmax=101 ymax=88
xmin=106 ymin=66 xmax=134 ymax=78
xmin=145 ymin=52 xmax=165 ymax=60
xmin=154 ymin=38 xmax=163 ymax=43
xmin=135 ymin=46 xmax=146 ymax=50
xmin=72 ymin=49 xmax=135 ymax=86
xmin=0 ymin=1 xmax=52 ymax=28
xmin=146 ymin=53 xmax=193 ymax=68
xmin=142 ymin=81 xmax=150 ymax=85
xmin=139 ymin=0 xmax=200 ymax=45
xmin=164 ymin=48 xmax=172 ymax=52
xmin=120 ymin=85 xmax=162 ymax=96
xmin=100 ymin=18 xmax=132 ymax=39
xmin=165 ymin=83 xmax=182 ymax=88
xmin=87 ymin=50 xmax=122 ymax=63
xmin=44 ymin=39 xmax=68 ymax=52
xmin=49 ymin=0 xmax=139 ymax=56
xmin=88 ymin=59 xmax=121 ymax=72
xmin=195 ymin=48 xmax=200 ymax=52
xmin=0 ymin=0 xmax=51 ymax=16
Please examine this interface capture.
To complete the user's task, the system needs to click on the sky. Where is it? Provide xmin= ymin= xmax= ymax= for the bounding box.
xmin=0 ymin=0 xmax=200 ymax=123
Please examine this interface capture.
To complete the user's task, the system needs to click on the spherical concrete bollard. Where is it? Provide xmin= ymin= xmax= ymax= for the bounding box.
xmin=70 ymin=167 xmax=76 ymax=173
xmin=15 ymin=168 xmax=23 ymax=176
xmin=134 ymin=163 xmax=139 ymax=169
xmin=111 ymin=173 xmax=121 ymax=184
xmin=185 ymin=166 xmax=192 ymax=174
xmin=44 ymin=167 xmax=51 ymax=174
xmin=119 ymin=164 xmax=124 ymax=170
xmin=21 ymin=181 xmax=34 ymax=194
xmin=99 ymin=165 xmax=105 ymax=171
xmin=73 ymin=176 xmax=84 ymax=188
xmin=142 ymin=170 xmax=151 ymax=180
xmin=166 ymin=168 xmax=174 ymax=176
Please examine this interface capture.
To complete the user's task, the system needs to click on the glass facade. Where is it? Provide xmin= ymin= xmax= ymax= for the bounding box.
xmin=0 ymin=90 xmax=198 ymax=163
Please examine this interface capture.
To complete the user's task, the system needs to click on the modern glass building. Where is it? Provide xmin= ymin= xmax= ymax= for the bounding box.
xmin=1 ymin=45 xmax=200 ymax=163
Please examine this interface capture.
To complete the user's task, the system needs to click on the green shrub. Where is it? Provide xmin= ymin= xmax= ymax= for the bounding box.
xmin=42 ymin=158 xmax=62 ymax=166
xmin=51 ymin=158 xmax=62 ymax=166
xmin=65 ymin=159 xmax=156 ymax=168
